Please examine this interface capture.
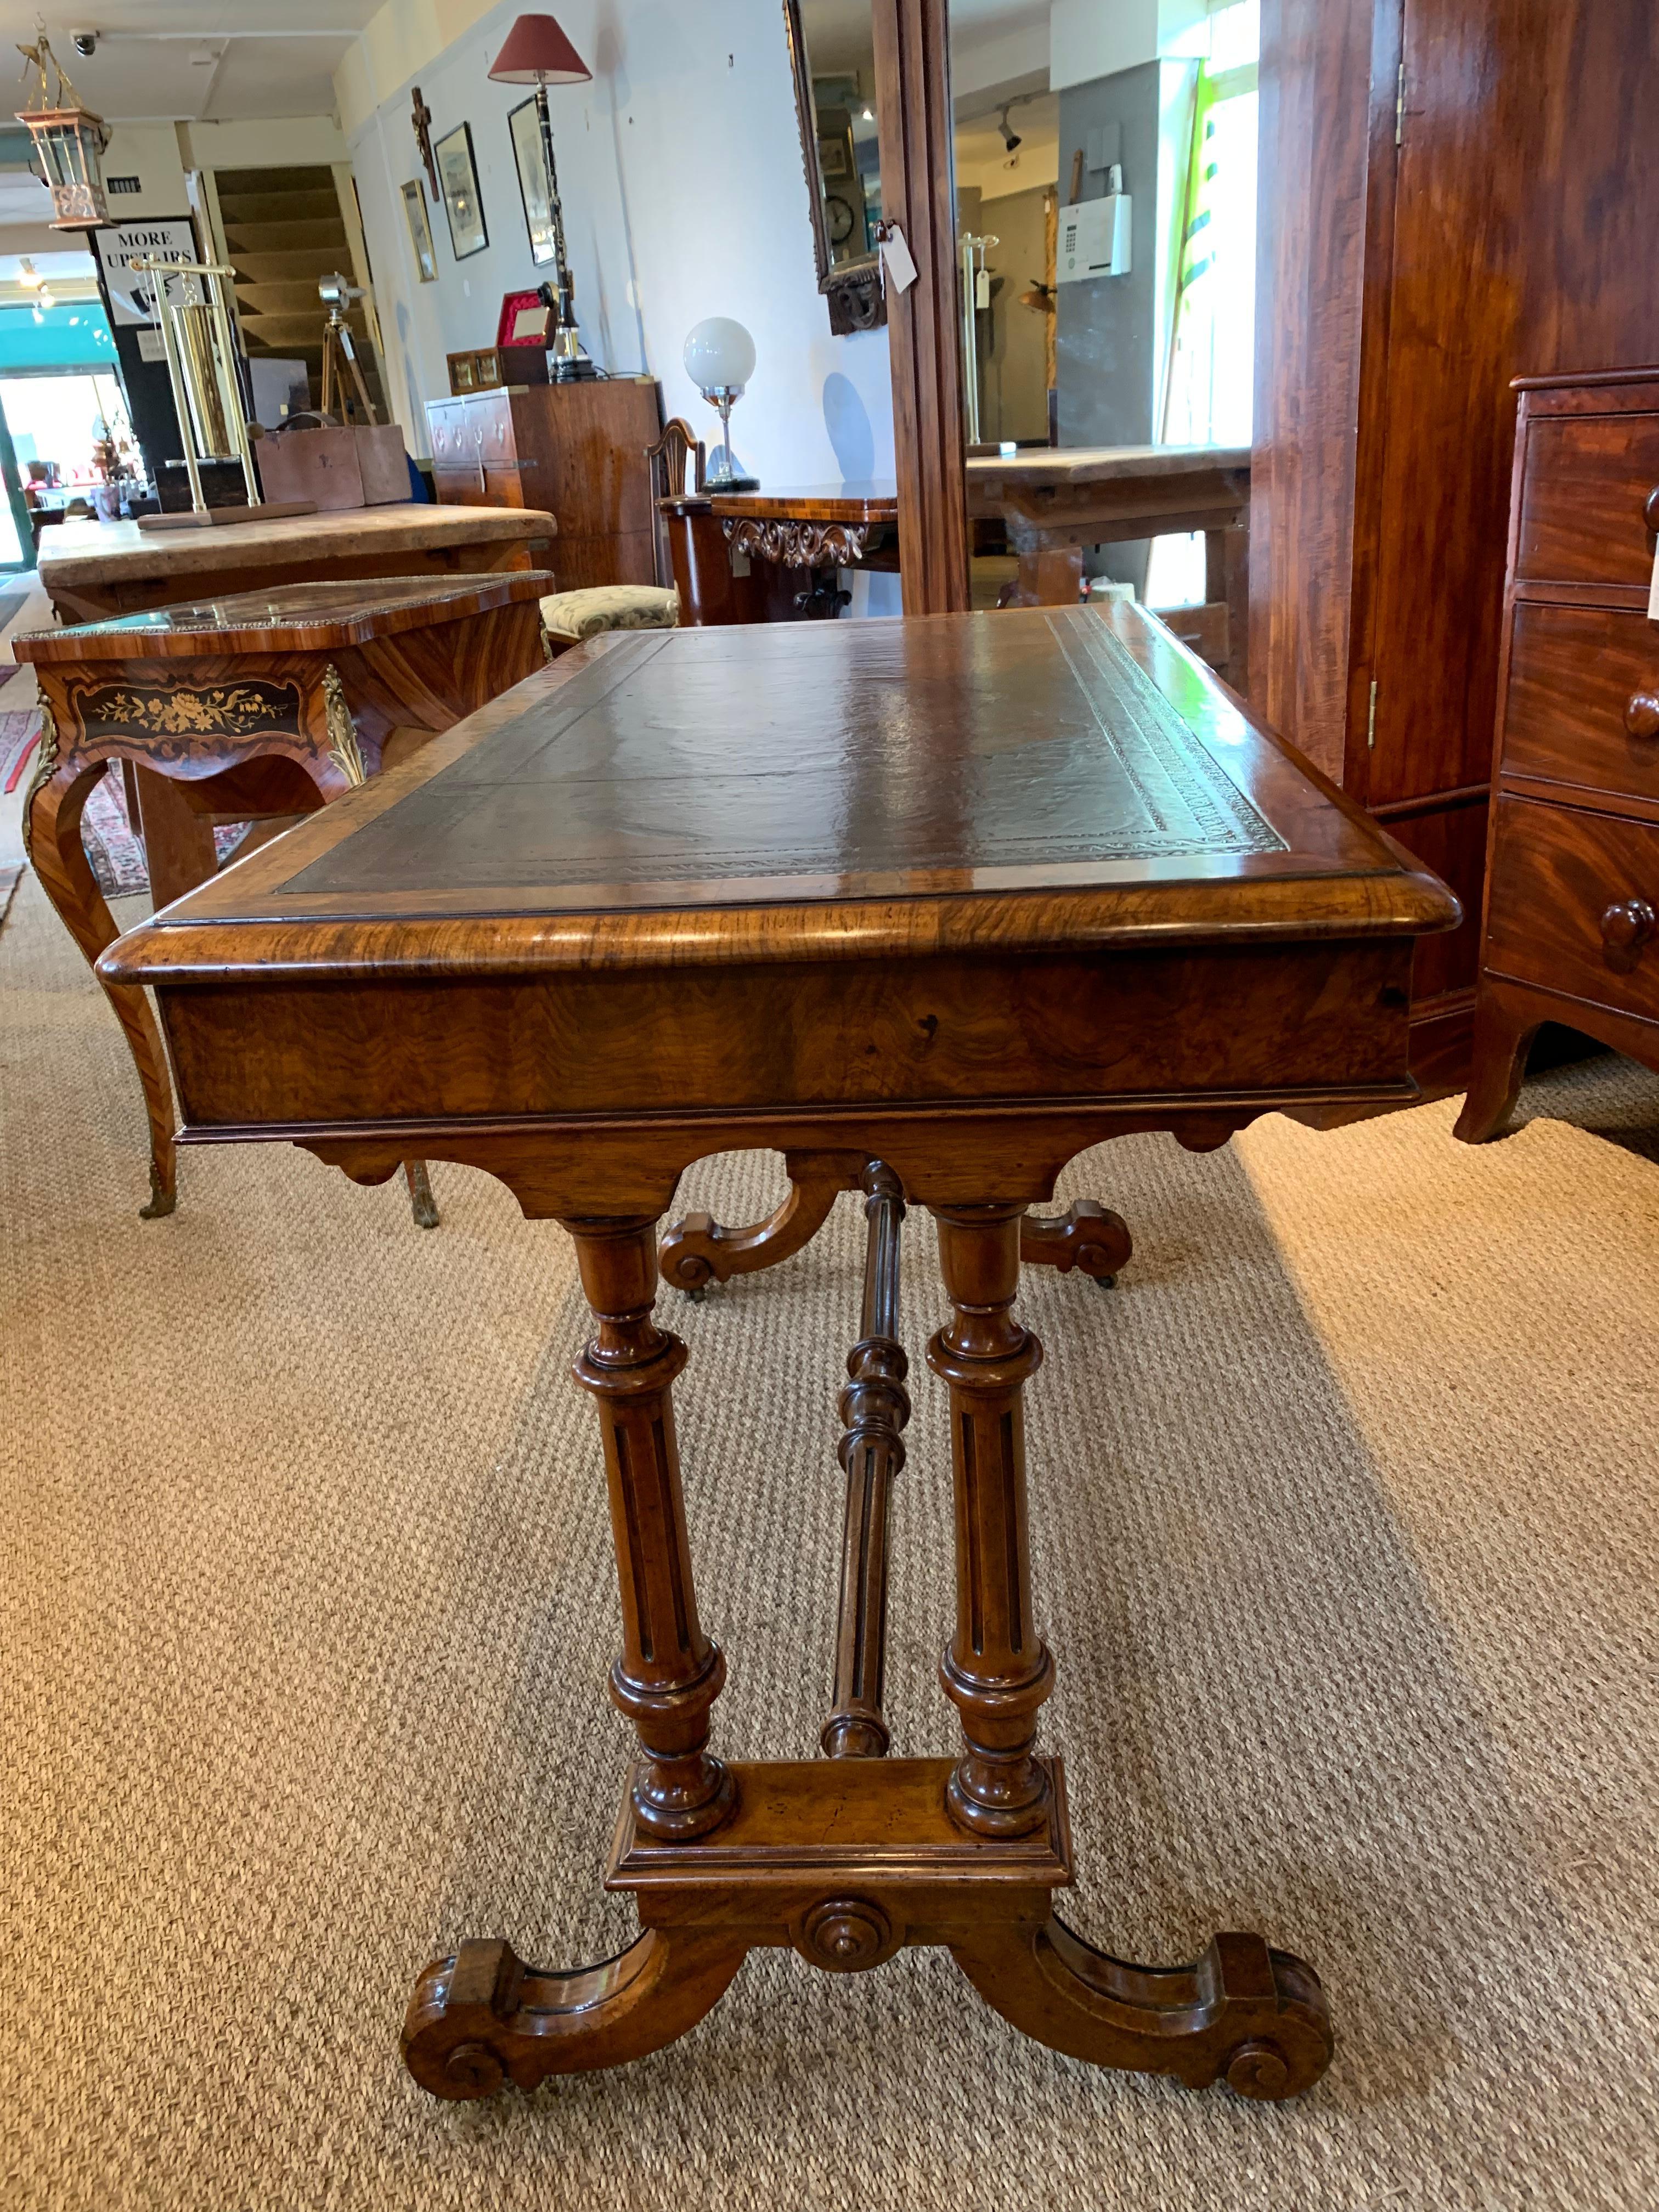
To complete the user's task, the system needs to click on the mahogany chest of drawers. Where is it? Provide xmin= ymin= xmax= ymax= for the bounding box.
xmin=1457 ymin=367 xmax=1659 ymax=1139
xmin=425 ymin=377 xmax=662 ymax=594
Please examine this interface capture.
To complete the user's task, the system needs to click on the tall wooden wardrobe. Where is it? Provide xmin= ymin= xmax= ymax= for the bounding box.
xmin=1251 ymin=0 xmax=1659 ymax=1082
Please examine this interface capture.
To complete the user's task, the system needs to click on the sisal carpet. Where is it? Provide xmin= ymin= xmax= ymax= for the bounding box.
xmin=3 ymin=868 xmax=1658 ymax=2212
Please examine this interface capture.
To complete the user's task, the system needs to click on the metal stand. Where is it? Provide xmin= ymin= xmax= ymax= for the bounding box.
xmin=131 ymin=255 xmax=314 ymax=531
xmin=536 ymin=85 xmax=596 ymax=381
xmin=319 ymin=279 xmax=377 ymax=425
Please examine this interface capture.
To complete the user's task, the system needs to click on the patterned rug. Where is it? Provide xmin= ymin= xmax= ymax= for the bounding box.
xmin=1 ymin=707 xmax=40 ymax=795
xmin=0 ymin=708 xmax=245 ymax=897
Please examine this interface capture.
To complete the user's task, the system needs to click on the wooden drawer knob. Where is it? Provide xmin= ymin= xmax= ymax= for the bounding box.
xmin=1601 ymin=898 xmax=1657 ymax=973
xmin=1625 ymin=691 xmax=1659 ymax=739
xmin=1646 ymin=487 xmax=1659 ymax=533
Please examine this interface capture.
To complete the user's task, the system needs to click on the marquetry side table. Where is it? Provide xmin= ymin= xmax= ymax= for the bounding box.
xmin=15 ymin=572 xmax=552 ymax=1218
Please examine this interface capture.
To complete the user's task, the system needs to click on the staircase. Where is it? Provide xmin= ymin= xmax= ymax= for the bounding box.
xmin=216 ymin=166 xmax=386 ymax=420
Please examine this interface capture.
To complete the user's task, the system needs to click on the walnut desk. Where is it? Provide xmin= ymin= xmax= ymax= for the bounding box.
xmin=102 ymin=606 xmax=1457 ymax=2103
xmin=19 ymin=571 xmax=552 ymax=1218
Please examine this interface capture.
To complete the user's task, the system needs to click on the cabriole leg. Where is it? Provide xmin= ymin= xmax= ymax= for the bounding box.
xmin=28 ymin=755 xmax=177 ymax=1218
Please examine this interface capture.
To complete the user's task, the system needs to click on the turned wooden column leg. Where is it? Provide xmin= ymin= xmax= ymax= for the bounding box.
xmin=822 ymin=1161 xmax=910 ymax=1758
xmin=27 ymin=755 xmax=177 ymax=1218
xmin=565 ymin=1216 xmax=736 ymax=1839
xmin=928 ymin=1203 xmax=1054 ymax=1837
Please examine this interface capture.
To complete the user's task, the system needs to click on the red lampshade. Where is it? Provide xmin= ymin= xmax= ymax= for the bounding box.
xmin=488 ymin=14 xmax=591 ymax=84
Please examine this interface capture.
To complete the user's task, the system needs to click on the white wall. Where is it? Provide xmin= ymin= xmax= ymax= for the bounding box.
xmin=341 ymin=0 xmax=897 ymax=500
xmin=99 ymin=125 xmax=191 ymax=219
xmin=179 ymin=119 xmax=348 ymax=171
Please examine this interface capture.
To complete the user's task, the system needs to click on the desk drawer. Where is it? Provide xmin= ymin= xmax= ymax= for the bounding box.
xmin=1515 ymin=414 xmax=1659 ymax=588
xmin=1485 ymin=795 xmax=1659 ymax=1022
xmin=1502 ymin=603 xmax=1659 ymax=805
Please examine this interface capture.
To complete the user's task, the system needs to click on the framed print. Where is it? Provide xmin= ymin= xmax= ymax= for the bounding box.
xmin=435 ymin=120 xmax=488 ymax=260
xmin=509 ymin=98 xmax=558 ymax=266
xmin=401 ymin=179 xmax=437 ymax=282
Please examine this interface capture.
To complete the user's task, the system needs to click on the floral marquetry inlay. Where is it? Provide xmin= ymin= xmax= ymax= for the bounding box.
xmin=68 ymin=679 xmax=305 ymax=749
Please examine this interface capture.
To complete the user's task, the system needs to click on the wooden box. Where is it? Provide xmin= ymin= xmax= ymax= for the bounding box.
xmin=255 ymin=424 xmax=410 ymax=510
xmin=448 ymin=347 xmax=505 ymax=394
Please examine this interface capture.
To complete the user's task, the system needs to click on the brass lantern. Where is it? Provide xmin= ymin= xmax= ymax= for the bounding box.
xmin=15 ymin=35 xmax=109 ymax=229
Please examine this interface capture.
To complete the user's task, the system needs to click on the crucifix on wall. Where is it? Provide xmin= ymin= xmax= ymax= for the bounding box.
xmin=411 ymin=85 xmax=438 ymax=199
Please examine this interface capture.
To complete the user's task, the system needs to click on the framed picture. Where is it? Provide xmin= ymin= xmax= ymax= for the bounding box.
xmin=401 ymin=179 xmax=437 ymax=282
xmin=509 ymin=98 xmax=558 ymax=266
xmin=435 ymin=120 xmax=488 ymax=260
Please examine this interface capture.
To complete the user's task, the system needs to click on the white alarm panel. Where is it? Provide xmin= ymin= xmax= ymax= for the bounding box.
xmin=1056 ymin=193 xmax=1132 ymax=283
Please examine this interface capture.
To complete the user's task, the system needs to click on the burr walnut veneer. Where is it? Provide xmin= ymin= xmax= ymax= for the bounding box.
xmin=101 ymin=605 xmax=1457 ymax=2103
xmin=18 ymin=572 xmax=552 ymax=1217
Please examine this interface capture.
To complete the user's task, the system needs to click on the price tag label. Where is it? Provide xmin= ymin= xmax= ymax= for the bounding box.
xmin=1649 ymin=541 xmax=1659 ymax=622
xmin=879 ymin=225 xmax=918 ymax=295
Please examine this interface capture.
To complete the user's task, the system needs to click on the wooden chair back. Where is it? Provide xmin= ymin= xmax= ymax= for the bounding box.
xmin=645 ymin=418 xmax=705 ymax=586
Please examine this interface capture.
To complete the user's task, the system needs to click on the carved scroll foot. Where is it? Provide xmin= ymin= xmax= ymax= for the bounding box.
xmin=1019 ymin=1200 xmax=1132 ymax=1285
xmin=658 ymin=1150 xmax=866 ymax=1293
xmin=401 ymin=1930 xmax=749 ymax=2100
xmin=951 ymin=1920 xmax=1333 ymax=2100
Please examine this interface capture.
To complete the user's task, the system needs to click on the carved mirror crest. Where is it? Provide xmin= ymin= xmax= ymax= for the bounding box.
xmin=785 ymin=0 xmax=887 ymax=335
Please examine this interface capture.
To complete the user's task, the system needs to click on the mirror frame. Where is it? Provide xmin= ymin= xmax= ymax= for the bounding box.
xmin=783 ymin=0 xmax=887 ymax=336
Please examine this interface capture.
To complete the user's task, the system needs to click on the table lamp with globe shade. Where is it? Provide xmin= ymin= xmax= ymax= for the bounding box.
xmin=684 ymin=318 xmax=759 ymax=490
xmin=488 ymin=14 xmax=597 ymax=381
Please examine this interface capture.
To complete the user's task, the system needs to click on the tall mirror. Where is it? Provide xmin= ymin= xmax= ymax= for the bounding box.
xmin=787 ymin=0 xmax=887 ymax=334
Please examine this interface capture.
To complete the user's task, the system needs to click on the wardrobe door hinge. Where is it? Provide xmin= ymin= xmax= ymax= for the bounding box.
xmin=1395 ymin=63 xmax=1406 ymax=146
xmin=1367 ymin=679 xmax=1379 ymax=749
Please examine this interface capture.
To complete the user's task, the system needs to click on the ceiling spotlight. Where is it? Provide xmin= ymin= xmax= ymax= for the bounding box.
xmin=996 ymin=105 xmax=1022 ymax=153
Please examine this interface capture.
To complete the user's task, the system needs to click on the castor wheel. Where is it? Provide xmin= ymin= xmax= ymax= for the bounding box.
xmin=682 ymin=1284 xmax=709 ymax=1304
xmin=1093 ymin=1272 xmax=1117 ymax=1290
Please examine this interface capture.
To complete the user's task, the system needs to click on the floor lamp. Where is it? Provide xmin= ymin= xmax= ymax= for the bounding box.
xmin=489 ymin=15 xmax=598 ymax=381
